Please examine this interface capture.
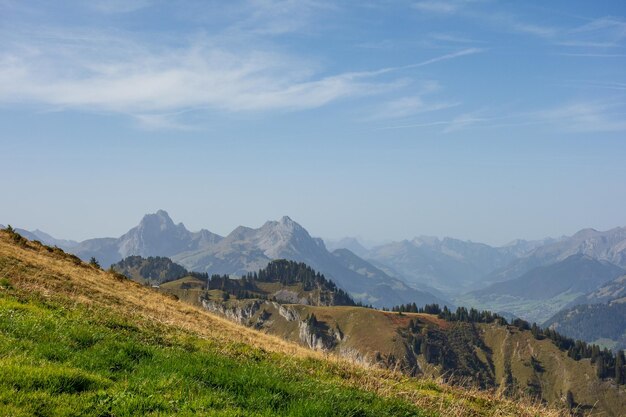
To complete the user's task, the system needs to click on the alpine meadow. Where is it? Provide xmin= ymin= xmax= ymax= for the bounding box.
xmin=2 ymin=1 xmax=626 ymax=416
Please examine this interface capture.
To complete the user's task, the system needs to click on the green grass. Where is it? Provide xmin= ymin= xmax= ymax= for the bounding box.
xmin=0 ymin=291 xmax=429 ymax=417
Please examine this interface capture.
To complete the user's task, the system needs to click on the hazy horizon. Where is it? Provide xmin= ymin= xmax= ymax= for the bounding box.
xmin=4 ymin=208 xmax=626 ymax=248
xmin=2 ymin=1 xmax=625 ymax=246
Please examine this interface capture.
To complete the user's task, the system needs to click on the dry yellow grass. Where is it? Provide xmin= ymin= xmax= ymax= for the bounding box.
xmin=0 ymin=231 xmax=568 ymax=417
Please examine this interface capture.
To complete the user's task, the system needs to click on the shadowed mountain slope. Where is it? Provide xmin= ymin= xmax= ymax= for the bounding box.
xmin=457 ymin=254 xmax=625 ymax=323
xmin=544 ymin=274 xmax=626 ymax=350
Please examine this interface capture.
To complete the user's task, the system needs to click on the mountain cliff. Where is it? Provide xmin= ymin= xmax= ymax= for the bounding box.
xmin=71 ymin=210 xmax=222 ymax=267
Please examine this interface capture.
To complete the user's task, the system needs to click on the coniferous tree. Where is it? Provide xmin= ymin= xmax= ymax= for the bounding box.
xmin=615 ymin=351 xmax=625 ymax=384
xmin=89 ymin=257 xmax=101 ymax=269
xmin=566 ymin=390 xmax=575 ymax=409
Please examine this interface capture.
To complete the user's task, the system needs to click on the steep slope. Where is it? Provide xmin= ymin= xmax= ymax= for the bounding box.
xmin=0 ymin=228 xmax=566 ymax=417
xmin=198 ymin=296 xmax=626 ymax=416
xmin=544 ymin=303 xmax=626 ymax=351
xmin=572 ymin=274 xmax=626 ymax=306
xmin=458 ymin=255 xmax=625 ymax=323
xmin=544 ymin=274 xmax=626 ymax=350
xmin=71 ymin=210 xmax=222 ymax=267
xmin=173 ymin=216 xmax=443 ymax=308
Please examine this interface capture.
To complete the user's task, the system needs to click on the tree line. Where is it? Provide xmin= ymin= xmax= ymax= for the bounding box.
xmin=208 ymin=259 xmax=357 ymax=306
xmin=389 ymin=302 xmax=626 ymax=385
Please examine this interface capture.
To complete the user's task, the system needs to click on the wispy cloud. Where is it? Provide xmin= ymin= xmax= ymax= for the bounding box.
xmin=379 ymin=100 xmax=626 ymax=134
xmin=368 ymin=80 xmax=460 ymax=120
xmin=428 ymin=32 xmax=484 ymax=44
xmin=442 ymin=112 xmax=490 ymax=132
xmin=413 ymin=1 xmax=459 ymax=14
xmin=0 ymin=35 xmax=387 ymax=114
xmin=509 ymin=22 xmax=556 ymax=38
xmin=538 ymin=101 xmax=626 ymax=132
xmin=558 ymin=53 xmax=626 ymax=58
xmin=371 ymin=96 xmax=459 ymax=120
xmin=89 ymin=0 xmax=152 ymax=14
xmin=232 ymin=0 xmax=337 ymax=35
xmin=377 ymin=109 xmax=495 ymax=132
xmin=377 ymin=48 xmax=483 ymax=74
xmin=411 ymin=2 xmax=560 ymax=40
xmin=563 ymin=17 xmax=626 ymax=48
xmin=0 ymin=12 xmax=480 ymax=130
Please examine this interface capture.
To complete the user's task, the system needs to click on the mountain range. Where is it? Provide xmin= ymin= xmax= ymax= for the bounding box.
xmin=484 ymin=227 xmax=626 ymax=284
xmin=8 ymin=213 xmax=626 ymax=331
xmin=26 ymin=211 xmax=445 ymax=308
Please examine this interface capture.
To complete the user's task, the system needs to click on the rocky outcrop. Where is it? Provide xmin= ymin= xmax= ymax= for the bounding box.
xmin=298 ymin=319 xmax=334 ymax=350
xmin=276 ymin=303 xmax=300 ymax=321
xmin=201 ymin=299 xmax=263 ymax=325
xmin=273 ymin=289 xmax=309 ymax=305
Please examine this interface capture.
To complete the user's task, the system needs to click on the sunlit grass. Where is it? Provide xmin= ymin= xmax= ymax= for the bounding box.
xmin=0 ymin=293 xmax=427 ymax=417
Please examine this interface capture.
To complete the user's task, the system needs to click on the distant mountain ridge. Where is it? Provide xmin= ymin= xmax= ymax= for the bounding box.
xmin=457 ymin=254 xmax=625 ymax=323
xmin=8 ymin=219 xmax=626 ymax=317
xmin=324 ymin=237 xmax=369 ymax=258
xmin=15 ymin=228 xmax=79 ymax=249
xmin=473 ymin=254 xmax=625 ymax=300
xmin=169 ymin=215 xmax=444 ymax=308
xmin=486 ymin=227 xmax=626 ymax=284
xmin=328 ymin=228 xmax=626 ymax=300
xmin=27 ymin=211 xmax=444 ymax=308
xmin=71 ymin=210 xmax=222 ymax=267
xmin=354 ymin=237 xmax=520 ymax=295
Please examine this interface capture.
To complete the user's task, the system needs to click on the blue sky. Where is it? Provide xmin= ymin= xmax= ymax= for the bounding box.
xmin=1 ymin=0 xmax=625 ymax=245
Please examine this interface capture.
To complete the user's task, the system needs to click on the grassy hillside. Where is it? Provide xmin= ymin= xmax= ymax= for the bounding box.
xmin=197 ymin=297 xmax=626 ymax=416
xmin=0 ymin=229 xmax=565 ymax=416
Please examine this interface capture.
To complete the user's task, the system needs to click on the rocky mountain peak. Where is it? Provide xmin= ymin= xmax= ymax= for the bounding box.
xmin=138 ymin=210 xmax=179 ymax=232
xmin=279 ymin=215 xmax=295 ymax=225
xmin=261 ymin=216 xmax=307 ymax=236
